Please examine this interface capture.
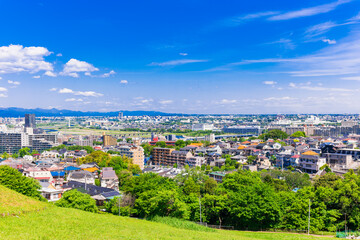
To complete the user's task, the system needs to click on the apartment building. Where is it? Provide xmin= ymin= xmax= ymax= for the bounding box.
xmin=299 ymin=150 xmax=326 ymax=174
xmin=118 ymin=145 xmax=145 ymax=169
xmin=152 ymin=147 xmax=174 ymax=165
xmin=166 ymin=150 xmax=193 ymax=167
xmin=103 ymin=135 xmax=117 ymax=146
xmin=323 ymin=153 xmax=354 ymax=169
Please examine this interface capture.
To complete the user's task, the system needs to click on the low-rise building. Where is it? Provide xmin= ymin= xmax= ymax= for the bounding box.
xmin=299 ymin=150 xmax=326 ymax=174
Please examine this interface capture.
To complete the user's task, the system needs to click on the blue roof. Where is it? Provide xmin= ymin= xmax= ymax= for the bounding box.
xmin=51 ymin=171 xmax=65 ymax=177
xmin=102 ymin=191 xmax=121 ymax=199
xmin=64 ymin=166 xmax=81 ymax=171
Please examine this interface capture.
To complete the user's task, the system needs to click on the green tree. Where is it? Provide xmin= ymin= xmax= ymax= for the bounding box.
xmin=1 ymin=152 xmax=10 ymax=159
xmin=291 ymin=131 xmax=306 ymax=138
xmin=56 ymin=189 xmax=98 ymax=213
xmin=260 ymin=129 xmax=288 ymax=141
xmin=0 ymin=165 xmax=45 ymax=201
xmin=18 ymin=147 xmax=30 ymax=157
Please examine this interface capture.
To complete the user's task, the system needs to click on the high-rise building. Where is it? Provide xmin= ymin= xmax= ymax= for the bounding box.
xmin=103 ymin=134 xmax=117 ymax=146
xmin=25 ymin=114 xmax=36 ymax=128
xmin=118 ymin=112 xmax=123 ymax=119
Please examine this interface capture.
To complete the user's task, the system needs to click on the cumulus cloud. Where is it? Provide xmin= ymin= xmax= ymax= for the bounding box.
xmin=58 ymin=88 xmax=103 ymax=97
xmin=101 ymin=70 xmax=116 ymax=78
xmin=8 ymin=80 xmax=20 ymax=85
xmin=61 ymin=58 xmax=99 ymax=77
xmin=49 ymin=88 xmax=57 ymax=92
xmin=0 ymin=87 xmax=8 ymax=92
xmin=32 ymin=75 xmax=40 ymax=79
xmin=120 ymin=80 xmax=128 ymax=84
xmin=0 ymin=45 xmax=53 ymax=74
xmin=56 ymin=53 xmax=62 ymax=57
xmin=149 ymin=59 xmax=208 ymax=66
xmin=44 ymin=71 xmax=56 ymax=77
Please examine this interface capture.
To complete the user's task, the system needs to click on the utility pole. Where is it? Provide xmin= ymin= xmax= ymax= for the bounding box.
xmin=199 ymin=196 xmax=202 ymax=224
xmin=308 ymin=199 xmax=311 ymax=235
xmin=118 ymin=197 xmax=121 ymax=216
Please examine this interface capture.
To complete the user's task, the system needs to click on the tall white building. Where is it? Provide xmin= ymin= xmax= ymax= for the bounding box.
xmin=192 ymin=123 xmax=214 ymax=131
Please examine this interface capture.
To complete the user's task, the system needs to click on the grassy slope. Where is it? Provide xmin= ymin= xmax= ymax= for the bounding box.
xmin=0 ymin=185 xmax=47 ymax=216
xmin=0 ymin=185 xmax=334 ymax=240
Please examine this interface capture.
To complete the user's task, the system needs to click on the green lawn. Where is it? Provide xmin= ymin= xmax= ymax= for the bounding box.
xmin=0 ymin=185 xmax=335 ymax=240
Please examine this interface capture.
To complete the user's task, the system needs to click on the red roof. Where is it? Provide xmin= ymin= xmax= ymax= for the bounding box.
xmin=291 ymin=155 xmax=300 ymax=158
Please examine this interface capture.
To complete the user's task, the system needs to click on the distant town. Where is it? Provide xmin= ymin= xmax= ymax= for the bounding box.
xmin=1 ymin=112 xmax=360 ymax=202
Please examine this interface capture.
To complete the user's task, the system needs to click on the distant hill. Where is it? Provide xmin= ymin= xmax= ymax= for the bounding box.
xmin=0 ymin=107 xmax=185 ymax=117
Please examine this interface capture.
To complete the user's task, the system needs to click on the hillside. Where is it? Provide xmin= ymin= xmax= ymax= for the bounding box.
xmin=0 ymin=185 xmax=334 ymax=240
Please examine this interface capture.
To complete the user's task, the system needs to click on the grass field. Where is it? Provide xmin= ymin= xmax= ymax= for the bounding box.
xmin=0 ymin=185 xmax=335 ymax=240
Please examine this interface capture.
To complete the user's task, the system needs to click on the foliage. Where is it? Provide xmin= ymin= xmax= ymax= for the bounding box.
xmin=55 ymin=189 xmax=98 ymax=213
xmin=260 ymin=129 xmax=288 ymax=141
xmin=18 ymin=147 xmax=31 ymax=157
xmin=291 ymin=131 xmax=306 ymax=138
xmin=78 ymin=151 xmax=141 ymax=174
xmin=0 ymin=166 xmax=45 ymax=201
xmin=50 ymin=144 xmax=94 ymax=154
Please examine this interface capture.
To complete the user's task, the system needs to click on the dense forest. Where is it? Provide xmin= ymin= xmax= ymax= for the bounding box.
xmin=106 ymin=168 xmax=359 ymax=232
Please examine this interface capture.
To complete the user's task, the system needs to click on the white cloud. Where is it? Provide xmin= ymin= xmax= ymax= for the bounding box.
xmin=44 ymin=71 xmax=56 ymax=77
xmin=0 ymin=93 xmax=7 ymax=98
xmin=149 ymin=59 xmax=208 ymax=66
xmin=263 ymin=81 xmax=277 ymax=85
xmin=264 ymin=96 xmax=295 ymax=101
xmin=218 ymin=99 xmax=237 ymax=104
xmin=120 ymin=80 xmax=128 ymax=84
xmin=0 ymin=87 xmax=7 ymax=92
xmin=0 ymin=45 xmax=53 ymax=74
xmin=75 ymin=91 xmax=103 ymax=97
xmin=56 ymin=53 xmax=62 ymax=57
xmin=8 ymin=80 xmax=20 ymax=85
xmin=101 ymin=70 xmax=116 ymax=78
xmin=65 ymin=98 xmax=83 ymax=102
xmin=159 ymin=100 xmax=173 ymax=105
xmin=58 ymin=87 xmax=103 ymax=97
xmin=179 ymin=53 xmax=188 ymax=56
xmin=61 ymin=58 xmax=99 ymax=77
xmin=341 ymin=76 xmax=360 ymax=81
xmin=289 ymin=82 xmax=356 ymax=92
xmin=32 ymin=75 xmax=40 ymax=79
xmin=322 ymin=39 xmax=337 ymax=44
xmin=49 ymin=88 xmax=57 ymax=92
xmin=305 ymin=21 xmax=338 ymax=38
xmin=227 ymin=11 xmax=279 ymax=26
xmin=268 ymin=0 xmax=351 ymax=21
xmin=226 ymin=31 xmax=360 ymax=77
xmin=58 ymin=88 xmax=74 ymax=94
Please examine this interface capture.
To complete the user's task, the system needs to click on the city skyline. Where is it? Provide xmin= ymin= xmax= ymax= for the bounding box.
xmin=0 ymin=0 xmax=360 ymax=114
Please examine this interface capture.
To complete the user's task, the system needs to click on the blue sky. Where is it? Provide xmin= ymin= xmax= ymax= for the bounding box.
xmin=0 ymin=0 xmax=360 ymax=114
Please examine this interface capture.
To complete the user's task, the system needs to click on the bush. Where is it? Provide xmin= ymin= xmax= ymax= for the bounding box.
xmin=0 ymin=165 xmax=45 ymax=201
xmin=56 ymin=189 xmax=98 ymax=213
